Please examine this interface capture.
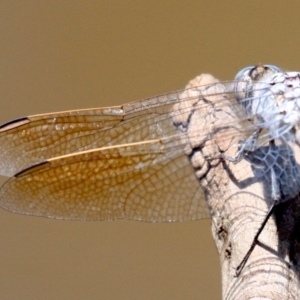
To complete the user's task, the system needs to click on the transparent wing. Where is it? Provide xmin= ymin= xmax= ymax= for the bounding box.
xmin=0 ymin=77 xmax=251 ymax=177
xmin=0 ymin=74 xmax=241 ymax=221
xmin=0 ymin=138 xmax=209 ymax=221
xmin=2 ymin=70 xmax=289 ymax=222
xmin=0 ymin=91 xmax=183 ymax=176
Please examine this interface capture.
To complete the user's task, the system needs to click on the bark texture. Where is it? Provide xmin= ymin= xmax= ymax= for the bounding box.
xmin=173 ymin=74 xmax=300 ymax=299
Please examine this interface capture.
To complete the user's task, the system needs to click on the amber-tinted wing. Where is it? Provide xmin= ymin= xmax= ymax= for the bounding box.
xmin=0 ymin=90 xmax=184 ymax=177
xmin=0 ymin=74 xmax=249 ymax=221
xmin=0 ymin=138 xmax=209 ymax=221
xmin=0 ymin=76 xmax=237 ymax=177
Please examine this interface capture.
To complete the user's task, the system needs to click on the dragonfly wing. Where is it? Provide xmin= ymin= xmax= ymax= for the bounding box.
xmin=0 ymin=91 xmax=182 ymax=177
xmin=0 ymin=74 xmax=247 ymax=177
xmin=0 ymin=138 xmax=209 ymax=221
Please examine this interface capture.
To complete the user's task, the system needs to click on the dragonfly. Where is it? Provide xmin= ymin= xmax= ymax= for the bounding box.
xmin=1 ymin=64 xmax=300 ymax=277
xmin=0 ymin=64 xmax=299 ymax=225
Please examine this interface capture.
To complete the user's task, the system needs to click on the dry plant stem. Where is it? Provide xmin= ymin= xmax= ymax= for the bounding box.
xmin=174 ymin=74 xmax=300 ymax=299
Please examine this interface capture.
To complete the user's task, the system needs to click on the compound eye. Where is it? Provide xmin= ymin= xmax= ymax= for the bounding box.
xmin=234 ymin=64 xmax=282 ymax=81
xmin=264 ymin=64 xmax=282 ymax=73
xmin=234 ymin=66 xmax=255 ymax=80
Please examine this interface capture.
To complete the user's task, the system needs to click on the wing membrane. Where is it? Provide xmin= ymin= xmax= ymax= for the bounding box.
xmin=0 ymin=91 xmax=183 ymax=176
xmin=0 ymin=69 xmax=293 ymax=221
xmin=0 ymin=79 xmax=247 ymax=177
xmin=0 ymin=74 xmax=263 ymax=221
xmin=0 ymin=138 xmax=209 ymax=221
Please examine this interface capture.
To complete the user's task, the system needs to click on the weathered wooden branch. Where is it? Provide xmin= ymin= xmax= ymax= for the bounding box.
xmin=174 ymin=74 xmax=300 ymax=299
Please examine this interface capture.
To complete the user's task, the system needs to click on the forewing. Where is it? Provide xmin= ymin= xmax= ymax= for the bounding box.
xmin=0 ymin=138 xmax=209 ymax=221
xmin=0 ymin=76 xmax=251 ymax=177
xmin=0 ymin=91 xmax=182 ymax=176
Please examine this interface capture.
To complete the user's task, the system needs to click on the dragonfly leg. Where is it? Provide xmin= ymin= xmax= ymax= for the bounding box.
xmin=222 ymin=129 xmax=262 ymax=163
xmin=235 ymin=166 xmax=281 ymax=276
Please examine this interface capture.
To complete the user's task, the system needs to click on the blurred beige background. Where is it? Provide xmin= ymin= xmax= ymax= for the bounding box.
xmin=0 ymin=1 xmax=300 ymax=299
